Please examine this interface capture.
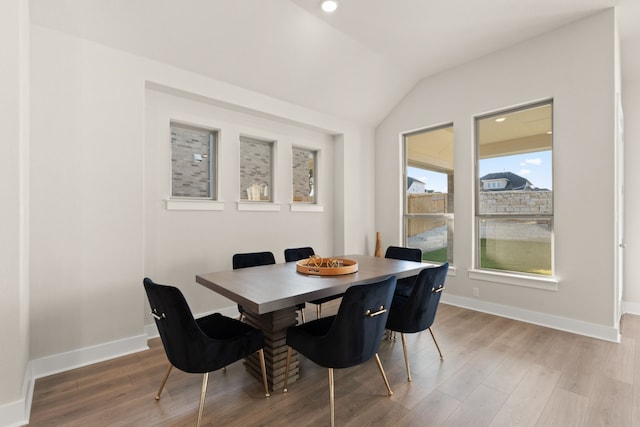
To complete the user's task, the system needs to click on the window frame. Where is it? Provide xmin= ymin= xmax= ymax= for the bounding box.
xmin=291 ymin=147 xmax=318 ymax=204
xmin=474 ymin=100 xmax=555 ymax=279
xmin=169 ymin=121 xmax=218 ymax=201
xmin=402 ymin=123 xmax=455 ymax=265
xmin=239 ymin=135 xmax=275 ymax=203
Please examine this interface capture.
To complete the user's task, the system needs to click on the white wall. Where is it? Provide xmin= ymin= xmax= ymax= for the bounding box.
xmin=28 ymin=21 xmax=374 ymax=377
xmin=29 ymin=28 xmax=147 ymax=360
xmin=0 ymin=0 xmax=30 ymax=424
xmin=144 ymin=88 xmax=336 ymax=316
xmin=623 ymin=78 xmax=640 ymax=309
xmin=376 ymin=10 xmax=619 ymax=338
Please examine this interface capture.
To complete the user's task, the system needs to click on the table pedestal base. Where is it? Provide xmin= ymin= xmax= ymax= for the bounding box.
xmin=243 ymin=306 xmax=299 ymax=391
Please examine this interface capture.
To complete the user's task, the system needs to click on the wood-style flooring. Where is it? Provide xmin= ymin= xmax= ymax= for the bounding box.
xmin=26 ymin=302 xmax=640 ymax=426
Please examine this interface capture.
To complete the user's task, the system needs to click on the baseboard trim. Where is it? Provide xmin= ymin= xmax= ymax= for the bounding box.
xmin=622 ymin=300 xmax=640 ymax=316
xmin=0 ymin=366 xmax=31 ymax=427
xmin=0 ymin=390 xmax=28 ymax=427
xmin=13 ymin=305 xmax=240 ymax=425
xmin=0 ymin=400 xmax=28 ymax=427
xmin=441 ymin=294 xmax=621 ymax=343
xmin=2 ymin=333 xmax=148 ymax=427
xmin=30 ymin=334 xmax=149 ymax=380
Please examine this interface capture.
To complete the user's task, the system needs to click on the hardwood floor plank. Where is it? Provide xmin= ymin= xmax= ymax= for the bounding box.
xmin=482 ymin=348 xmax=532 ymax=395
xmin=600 ymin=335 xmax=635 ymax=384
xmin=436 ymin=345 xmax=506 ymax=401
xmin=395 ymin=390 xmax=461 ymax=427
xmin=584 ymin=375 xmax=633 ymax=426
xmin=439 ymin=384 xmax=509 ymax=427
xmin=488 ymin=364 xmax=561 ymax=427
xmin=535 ymin=388 xmax=589 ymax=427
xmin=556 ymin=335 xmax=612 ymax=397
xmin=632 ymin=334 xmax=640 ymax=426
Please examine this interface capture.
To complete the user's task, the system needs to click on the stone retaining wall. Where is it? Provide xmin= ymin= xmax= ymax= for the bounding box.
xmin=479 ymin=190 xmax=552 ymax=214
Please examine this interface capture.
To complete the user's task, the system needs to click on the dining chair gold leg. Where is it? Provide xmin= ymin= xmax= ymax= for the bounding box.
xmin=283 ymin=347 xmax=292 ymax=393
xmin=300 ymin=308 xmax=305 ymax=324
xmin=155 ymin=363 xmax=173 ymax=400
xmin=428 ymin=327 xmax=444 ymax=360
xmin=374 ymin=353 xmax=393 ymax=396
xmin=328 ymin=368 xmax=335 ymax=427
xmin=258 ymin=349 xmax=270 ymax=397
xmin=316 ymin=305 xmax=321 ymax=320
xmin=196 ymin=372 xmax=209 ymax=427
xmin=400 ymin=333 xmax=412 ymax=382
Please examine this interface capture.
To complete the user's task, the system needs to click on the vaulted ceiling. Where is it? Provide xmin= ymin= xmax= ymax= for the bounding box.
xmin=29 ymin=0 xmax=640 ymax=126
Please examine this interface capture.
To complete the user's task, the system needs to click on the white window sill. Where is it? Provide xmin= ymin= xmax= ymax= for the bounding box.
xmin=236 ymin=202 xmax=281 ymax=212
xmin=468 ymin=269 xmax=558 ymax=291
xmin=290 ymin=204 xmax=325 ymax=213
xmin=165 ymin=199 xmax=224 ymax=211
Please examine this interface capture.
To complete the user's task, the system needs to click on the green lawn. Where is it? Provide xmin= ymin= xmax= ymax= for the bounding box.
xmin=480 ymin=238 xmax=551 ymax=275
xmin=423 ymin=247 xmax=448 ymax=263
xmin=421 ymin=239 xmax=551 ymax=276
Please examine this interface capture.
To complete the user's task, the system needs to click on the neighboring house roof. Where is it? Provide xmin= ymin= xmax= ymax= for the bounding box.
xmin=407 ymin=176 xmax=425 ymax=189
xmin=480 ymin=172 xmax=533 ymax=191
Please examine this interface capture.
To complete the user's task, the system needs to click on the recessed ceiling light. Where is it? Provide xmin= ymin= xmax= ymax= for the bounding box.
xmin=320 ymin=0 xmax=339 ymax=13
xmin=495 ymin=117 xmax=506 ymax=122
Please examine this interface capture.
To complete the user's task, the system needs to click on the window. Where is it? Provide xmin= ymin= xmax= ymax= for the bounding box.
xmin=240 ymin=136 xmax=274 ymax=201
xmin=476 ymin=101 xmax=553 ymax=276
xmin=483 ymin=179 xmax=508 ymax=190
xmin=292 ymin=148 xmax=316 ymax=203
xmin=403 ymin=124 xmax=454 ymax=264
xmin=170 ymin=122 xmax=216 ymax=199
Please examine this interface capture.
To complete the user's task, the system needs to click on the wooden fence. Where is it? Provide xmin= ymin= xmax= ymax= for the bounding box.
xmin=407 ymin=193 xmax=448 ymax=237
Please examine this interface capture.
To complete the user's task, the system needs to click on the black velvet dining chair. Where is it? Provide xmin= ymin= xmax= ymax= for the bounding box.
xmin=284 ymin=246 xmax=342 ymax=320
xmin=143 ymin=277 xmax=269 ymax=427
xmin=283 ymin=246 xmax=315 ymax=264
xmin=384 ymin=245 xmax=423 ymax=297
xmin=283 ymin=275 xmax=397 ymax=427
xmin=385 ymin=262 xmax=449 ymax=381
xmin=233 ymin=251 xmax=306 ymax=322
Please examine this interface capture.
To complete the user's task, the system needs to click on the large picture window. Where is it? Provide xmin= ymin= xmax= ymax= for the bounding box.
xmin=170 ymin=122 xmax=217 ymax=199
xmin=476 ymin=101 xmax=553 ymax=276
xmin=404 ymin=124 xmax=454 ymax=264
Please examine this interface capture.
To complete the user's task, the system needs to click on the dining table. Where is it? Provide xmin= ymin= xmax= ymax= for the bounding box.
xmin=195 ymin=254 xmax=427 ymax=391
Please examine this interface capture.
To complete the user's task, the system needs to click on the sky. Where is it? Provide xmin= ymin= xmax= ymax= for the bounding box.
xmin=408 ymin=150 xmax=553 ymax=193
xmin=479 ymin=151 xmax=552 ymax=190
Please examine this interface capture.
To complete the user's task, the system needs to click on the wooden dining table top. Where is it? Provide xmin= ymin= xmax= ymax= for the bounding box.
xmin=196 ymin=254 xmax=427 ymax=314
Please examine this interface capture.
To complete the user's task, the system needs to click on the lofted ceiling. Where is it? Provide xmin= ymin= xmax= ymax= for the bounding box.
xmin=29 ymin=0 xmax=640 ymax=127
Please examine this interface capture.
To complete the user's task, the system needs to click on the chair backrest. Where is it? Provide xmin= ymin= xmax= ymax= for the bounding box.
xmin=388 ymin=263 xmax=449 ymax=334
xmin=143 ymin=277 xmax=209 ymax=373
xmin=385 ymin=246 xmax=422 ymax=262
xmin=232 ymin=251 xmax=276 ymax=269
xmin=284 ymin=247 xmax=315 ymax=262
xmin=313 ymin=275 xmax=396 ymax=369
